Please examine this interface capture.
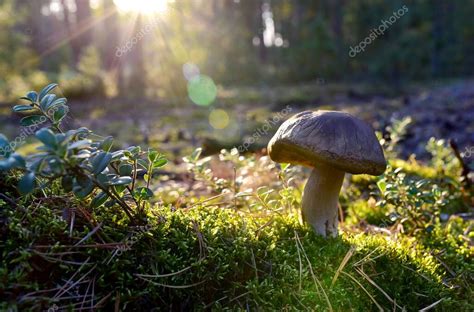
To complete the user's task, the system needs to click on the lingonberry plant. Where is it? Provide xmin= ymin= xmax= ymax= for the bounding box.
xmin=376 ymin=166 xmax=449 ymax=234
xmin=0 ymin=83 xmax=167 ymax=224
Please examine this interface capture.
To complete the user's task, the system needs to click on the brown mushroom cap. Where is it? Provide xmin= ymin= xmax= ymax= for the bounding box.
xmin=268 ymin=110 xmax=387 ymax=175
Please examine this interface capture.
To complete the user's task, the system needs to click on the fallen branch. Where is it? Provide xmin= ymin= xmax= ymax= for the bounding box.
xmin=449 ymin=140 xmax=471 ymax=187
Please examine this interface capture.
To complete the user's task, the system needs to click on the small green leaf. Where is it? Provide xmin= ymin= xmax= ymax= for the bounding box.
xmin=91 ymin=192 xmax=109 ymax=208
xmin=100 ymin=136 xmax=114 ymax=152
xmin=68 ymin=139 xmax=92 ymax=150
xmin=29 ymin=158 xmax=45 ymax=172
xmin=153 ymin=157 xmax=167 ymax=168
xmin=377 ymin=180 xmax=387 ymax=194
xmin=191 ymin=148 xmax=202 ymax=161
xmin=48 ymin=157 xmax=64 ymax=174
xmin=18 ymin=172 xmax=36 ymax=195
xmin=119 ymin=163 xmax=133 ymax=176
xmin=74 ymin=184 xmax=94 ymax=198
xmin=10 ymin=153 xmax=26 ymax=168
xmin=137 ymin=159 xmax=148 ymax=169
xmin=0 ymin=160 xmax=11 ymax=171
xmin=36 ymin=128 xmax=57 ymax=148
xmin=40 ymin=94 xmax=56 ymax=111
xmin=280 ymin=163 xmax=291 ymax=171
xmin=96 ymin=173 xmax=110 ymax=188
xmin=25 ymin=91 xmax=38 ymax=102
xmin=127 ymin=146 xmax=141 ymax=156
xmin=52 ymin=105 xmax=68 ymax=123
xmin=48 ymin=97 xmax=67 ymax=110
xmin=13 ymin=105 xmax=35 ymax=112
xmin=113 ymin=184 xmax=126 ymax=193
xmin=72 ymin=127 xmax=91 ymax=139
xmin=109 ymin=176 xmax=133 ymax=186
xmin=0 ymin=156 xmax=21 ymax=170
xmin=111 ymin=151 xmax=124 ymax=161
xmin=135 ymin=187 xmax=154 ymax=200
xmin=39 ymin=83 xmax=58 ymax=101
xmin=20 ymin=115 xmax=45 ymax=126
xmin=73 ymin=176 xmax=94 ymax=198
xmin=91 ymin=152 xmax=112 ymax=175
xmin=147 ymin=149 xmax=159 ymax=162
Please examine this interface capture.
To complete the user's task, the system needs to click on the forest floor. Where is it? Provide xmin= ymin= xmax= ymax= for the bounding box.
xmin=1 ymin=80 xmax=473 ymax=310
xmin=1 ymin=79 xmax=474 ymax=162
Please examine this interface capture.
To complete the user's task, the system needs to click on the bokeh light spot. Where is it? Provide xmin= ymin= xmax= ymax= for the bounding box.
xmin=209 ymin=109 xmax=230 ymax=129
xmin=182 ymin=63 xmax=200 ymax=81
xmin=187 ymin=75 xmax=217 ymax=106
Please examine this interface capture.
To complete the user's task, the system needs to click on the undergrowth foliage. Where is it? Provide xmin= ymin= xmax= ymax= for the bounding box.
xmin=0 ymin=84 xmax=472 ymax=310
xmin=0 ymin=83 xmax=167 ymax=224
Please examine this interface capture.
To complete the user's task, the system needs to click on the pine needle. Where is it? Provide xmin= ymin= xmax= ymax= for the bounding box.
xmin=341 ymin=271 xmax=383 ymax=311
xmin=354 ymin=267 xmax=404 ymax=310
xmin=331 ymin=246 xmax=355 ymax=287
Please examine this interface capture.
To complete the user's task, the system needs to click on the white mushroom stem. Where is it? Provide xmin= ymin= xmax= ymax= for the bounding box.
xmin=302 ymin=164 xmax=345 ymax=237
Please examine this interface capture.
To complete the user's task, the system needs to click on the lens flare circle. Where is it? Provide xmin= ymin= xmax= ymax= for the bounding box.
xmin=209 ymin=109 xmax=230 ymax=129
xmin=187 ymin=75 xmax=217 ymax=106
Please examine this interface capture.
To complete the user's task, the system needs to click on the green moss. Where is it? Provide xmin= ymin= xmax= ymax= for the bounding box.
xmin=345 ymin=199 xmax=389 ymax=226
xmin=389 ymin=158 xmax=439 ymax=179
xmin=2 ymin=204 xmax=469 ymax=311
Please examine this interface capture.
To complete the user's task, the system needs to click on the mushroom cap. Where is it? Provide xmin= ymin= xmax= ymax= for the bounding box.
xmin=267 ymin=110 xmax=387 ymax=175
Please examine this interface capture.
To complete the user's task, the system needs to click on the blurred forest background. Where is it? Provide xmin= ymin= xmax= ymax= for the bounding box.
xmin=1 ymin=2 xmax=473 ymax=310
xmin=1 ymin=0 xmax=474 ymax=160
xmin=2 ymin=0 xmax=474 ymax=101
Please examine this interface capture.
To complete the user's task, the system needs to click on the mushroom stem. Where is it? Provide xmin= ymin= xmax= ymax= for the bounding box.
xmin=302 ymin=164 xmax=345 ymax=237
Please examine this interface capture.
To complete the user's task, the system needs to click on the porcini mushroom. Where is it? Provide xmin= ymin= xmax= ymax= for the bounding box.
xmin=267 ymin=110 xmax=386 ymax=237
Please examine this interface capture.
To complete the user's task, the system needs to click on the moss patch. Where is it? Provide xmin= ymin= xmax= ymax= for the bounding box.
xmin=2 ymin=205 xmax=468 ymax=311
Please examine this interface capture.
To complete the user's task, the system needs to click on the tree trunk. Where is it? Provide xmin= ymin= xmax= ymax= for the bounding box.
xmin=126 ymin=14 xmax=146 ymax=98
xmin=431 ymin=0 xmax=444 ymax=77
xmin=330 ymin=0 xmax=344 ymax=58
xmin=102 ymin=0 xmax=120 ymax=71
xmin=73 ymin=0 xmax=93 ymax=65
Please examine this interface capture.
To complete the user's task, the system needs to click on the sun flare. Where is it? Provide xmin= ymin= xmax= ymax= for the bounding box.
xmin=113 ymin=0 xmax=172 ymax=14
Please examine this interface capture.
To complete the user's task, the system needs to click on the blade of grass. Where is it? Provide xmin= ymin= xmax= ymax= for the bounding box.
xmin=331 ymin=246 xmax=355 ymax=287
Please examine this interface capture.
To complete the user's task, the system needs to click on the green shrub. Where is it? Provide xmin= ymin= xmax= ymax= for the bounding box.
xmin=0 ymin=83 xmax=167 ymax=224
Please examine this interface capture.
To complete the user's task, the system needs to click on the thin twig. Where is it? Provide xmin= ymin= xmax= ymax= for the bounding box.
xmin=0 ymin=192 xmax=18 ymax=208
xmin=137 ymin=276 xmax=206 ymax=289
xmin=74 ymin=223 xmax=103 ymax=246
xmin=449 ymin=139 xmax=471 ymax=187
xmin=341 ymin=271 xmax=383 ymax=311
xmin=135 ymin=265 xmax=192 ymax=278
xmin=354 ymin=267 xmax=404 ymax=310
xmin=419 ymin=298 xmax=444 ymax=311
